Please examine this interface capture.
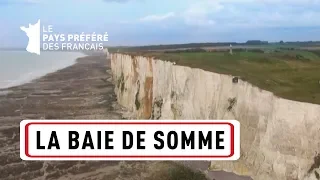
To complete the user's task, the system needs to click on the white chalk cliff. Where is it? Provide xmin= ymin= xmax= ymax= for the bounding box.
xmin=110 ymin=53 xmax=320 ymax=180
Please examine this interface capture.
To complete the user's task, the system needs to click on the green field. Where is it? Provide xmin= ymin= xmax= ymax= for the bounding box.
xmin=126 ymin=49 xmax=320 ymax=105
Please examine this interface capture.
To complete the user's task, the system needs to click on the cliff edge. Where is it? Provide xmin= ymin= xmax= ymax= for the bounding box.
xmin=110 ymin=53 xmax=320 ymax=180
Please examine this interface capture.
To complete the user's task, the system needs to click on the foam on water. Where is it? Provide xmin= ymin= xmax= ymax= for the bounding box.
xmin=0 ymin=51 xmax=84 ymax=89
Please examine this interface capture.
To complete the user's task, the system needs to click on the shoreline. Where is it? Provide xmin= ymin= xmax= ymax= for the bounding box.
xmin=0 ymin=51 xmax=85 ymax=90
xmin=0 ymin=55 xmax=125 ymax=179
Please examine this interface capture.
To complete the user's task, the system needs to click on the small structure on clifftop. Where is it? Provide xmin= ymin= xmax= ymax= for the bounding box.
xmin=232 ymin=77 xmax=239 ymax=83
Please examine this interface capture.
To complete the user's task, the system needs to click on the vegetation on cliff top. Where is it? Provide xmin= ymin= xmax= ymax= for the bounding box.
xmin=121 ymin=48 xmax=320 ymax=105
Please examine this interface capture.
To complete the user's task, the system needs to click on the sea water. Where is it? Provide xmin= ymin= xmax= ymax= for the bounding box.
xmin=0 ymin=51 xmax=84 ymax=89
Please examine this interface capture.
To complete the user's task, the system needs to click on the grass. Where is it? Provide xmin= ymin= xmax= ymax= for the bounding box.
xmin=145 ymin=161 xmax=208 ymax=180
xmin=125 ymin=49 xmax=320 ymax=105
xmin=117 ymin=161 xmax=208 ymax=180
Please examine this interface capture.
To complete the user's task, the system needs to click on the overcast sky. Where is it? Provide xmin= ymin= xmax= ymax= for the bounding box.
xmin=1 ymin=0 xmax=320 ymax=47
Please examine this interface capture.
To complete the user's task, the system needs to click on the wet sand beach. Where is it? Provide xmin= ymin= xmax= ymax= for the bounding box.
xmin=0 ymin=55 xmax=251 ymax=180
xmin=0 ymin=55 xmax=126 ymax=180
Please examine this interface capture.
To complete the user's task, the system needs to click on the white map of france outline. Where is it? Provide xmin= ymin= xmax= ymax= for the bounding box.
xmin=20 ymin=19 xmax=41 ymax=55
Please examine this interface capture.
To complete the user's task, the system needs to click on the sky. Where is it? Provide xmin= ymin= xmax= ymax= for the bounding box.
xmin=0 ymin=0 xmax=320 ymax=47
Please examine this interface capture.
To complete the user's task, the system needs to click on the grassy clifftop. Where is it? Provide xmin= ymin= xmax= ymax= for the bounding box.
xmin=122 ymin=49 xmax=320 ymax=105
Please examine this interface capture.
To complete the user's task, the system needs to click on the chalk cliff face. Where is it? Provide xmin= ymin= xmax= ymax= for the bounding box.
xmin=111 ymin=53 xmax=320 ymax=180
